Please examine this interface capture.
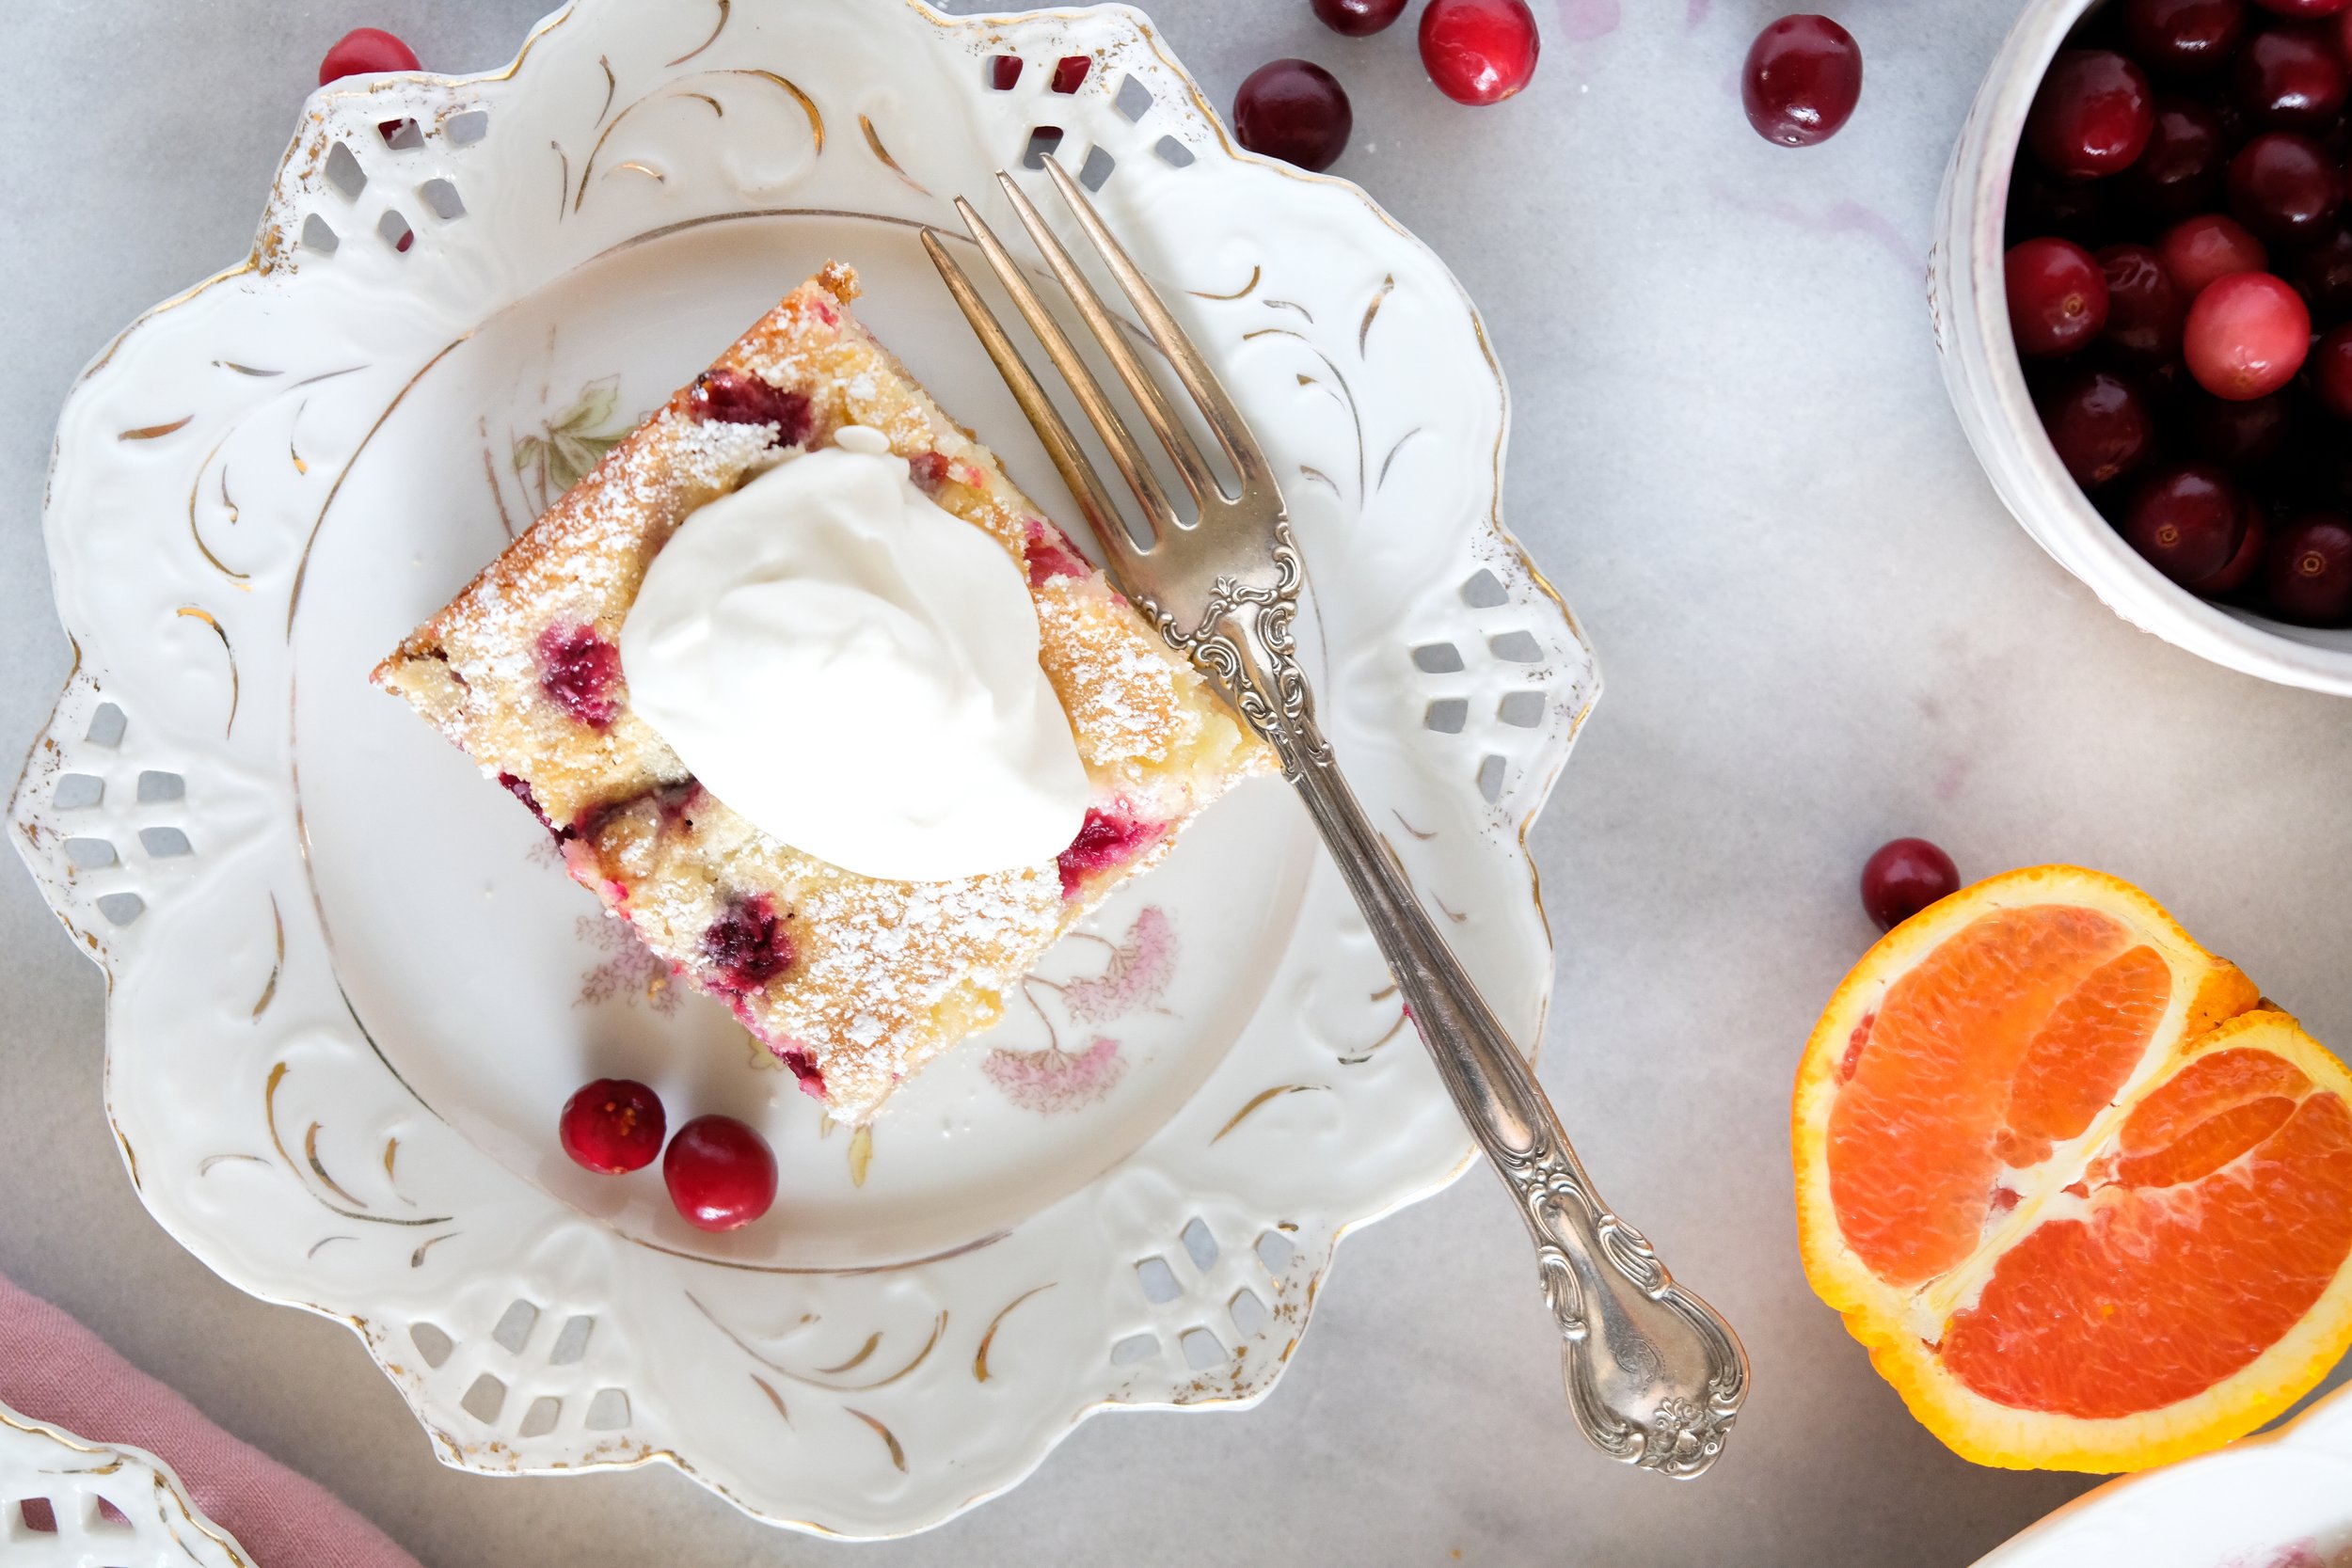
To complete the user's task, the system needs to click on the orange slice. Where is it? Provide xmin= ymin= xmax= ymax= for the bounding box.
xmin=1794 ymin=865 xmax=2352 ymax=1472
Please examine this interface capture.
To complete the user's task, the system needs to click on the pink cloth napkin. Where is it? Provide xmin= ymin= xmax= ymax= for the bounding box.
xmin=0 ymin=1271 xmax=421 ymax=1568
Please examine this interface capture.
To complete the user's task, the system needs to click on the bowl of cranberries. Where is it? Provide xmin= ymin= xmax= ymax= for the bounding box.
xmin=1934 ymin=0 xmax=2352 ymax=694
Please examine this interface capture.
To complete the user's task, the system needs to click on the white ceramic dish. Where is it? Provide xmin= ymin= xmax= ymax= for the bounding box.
xmin=1970 ymin=1380 xmax=2352 ymax=1568
xmin=7 ymin=0 xmax=1597 ymax=1538
xmin=1931 ymin=0 xmax=2352 ymax=697
xmin=0 ymin=1402 xmax=250 ymax=1568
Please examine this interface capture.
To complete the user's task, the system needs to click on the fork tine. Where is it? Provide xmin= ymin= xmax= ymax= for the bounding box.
xmin=993 ymin=170 xmax=1222 ymax=509
xmin=948 ymin=196 xmax=1183 ymax=546
xmin=1038 ymin=155 xmax=1270 ymax=486
xmin=921 ymin=228 xmax=1148 ymax=588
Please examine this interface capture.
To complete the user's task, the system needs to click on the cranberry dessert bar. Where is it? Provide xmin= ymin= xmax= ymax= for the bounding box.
xmin=375 ymin=263 xmax=1269 ymax=1122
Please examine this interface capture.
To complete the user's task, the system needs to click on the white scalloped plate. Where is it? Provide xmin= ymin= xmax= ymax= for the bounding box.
xmin=1970 ymin=1382 xmax=2352 ymax=1568
xmin=9 ymin=0 xmax=1597 ymax=1537
xmin=0 ymin=1402 xmax=250 ymax=1567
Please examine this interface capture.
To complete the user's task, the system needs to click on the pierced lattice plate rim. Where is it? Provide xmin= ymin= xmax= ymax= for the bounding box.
xmin=9 ymin=0 xmax=1597 ymax=1538
xmin=0 ymin=1402 xmax=251 ymax=1567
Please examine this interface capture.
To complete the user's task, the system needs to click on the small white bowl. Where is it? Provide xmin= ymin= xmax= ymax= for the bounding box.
xmin=1931 ymin=0 xmax=2352 ymax=696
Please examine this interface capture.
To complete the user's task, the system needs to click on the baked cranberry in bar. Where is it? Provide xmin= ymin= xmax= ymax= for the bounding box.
xmin=375 ymin=262 xmax=1269 ymax=1122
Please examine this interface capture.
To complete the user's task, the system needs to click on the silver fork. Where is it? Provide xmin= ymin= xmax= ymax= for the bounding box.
xmin=923 ymin=159 xmax=1748 ymax=1479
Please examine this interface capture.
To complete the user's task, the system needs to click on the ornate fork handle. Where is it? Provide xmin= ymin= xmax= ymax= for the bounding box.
xmin=1166 ymin=538 xmax=1748 ymax=1478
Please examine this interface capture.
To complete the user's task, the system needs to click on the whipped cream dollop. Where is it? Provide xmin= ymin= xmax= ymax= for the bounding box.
xmin=620 ymin=425 xmax=1090 ymax=882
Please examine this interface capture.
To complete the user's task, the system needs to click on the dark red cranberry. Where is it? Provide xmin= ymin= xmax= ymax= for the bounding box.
xmin=319 ymin=26 xmax=419 ymax=85
xmin=907 ymin=451 xmax=952 ymax=496
xmin=662 ymin=1115 xmax=778 ymax=1232
xmin=2122 ymin=0 xmax=2248 ymax=74
xmin=2037 ymin=367 xmax=2157 ymax=488
xmin=2312 ymin=323 xmax=2352 ymax=416
xmin=2183 ymin=387 xmax=2299 ymax=464
xmin=2254 ymin=0 xmax=2349 ymax=16
xmin=2010 ymin=167 xmax=2119 ymax=248
xmin=2193 ymin=499 xmax=2270 ymax=592
xmin=2161 ymin=214 xmax=2269 ymax=295
xmin=1418 ymin=0 xmax=1541 ymax=106
xmin=688 ymin=369 xmax=815 ymax=448
xmin=1860 ymin=838 xmax=1962 ymax=932
xmin=1056 ymin=807 xmax=1167 ymax=899
xmin=2228 ymin=132 xmax=2342 ymax=242
xmin=1050 ymin=55 xmax=1091 ymax=93
xmin=1313 ymin=0 xmax=1409 ymax=36
xmin=2026 ymin=51 xmax=2156 ymax=178
xmin=988 ymin=55 xmax=1024 ymax=90
xmin=2009 ymin=238 xmax=2111 ymax=356
xmin=2098 ymin=244 xmax=2187 ymax=362
xmin=560 ymin=1078 xmax=667 ymax=1174
xmin=2121 ymin=463 xmax=2250 ymax=582
xmin=2235 ymin=24 xmax=2349 ymax=123
xmin=2185 ymin=270 xmax=2312 ymax=397
xmin=2122 ymin=100 xmax=2228 ymax=218
xmin=536 ymin=625 xmax=622 ymax=729
xmin=2264 ymin=513 xmax=2352 ymax=620
xmin=1740 ymin=15 xmax=1864 ymax=147
xmin=701 ymin=895 xmax=795 ymax=994
xmin=2294 ymin=226 xmax=2352 ymax=321
xmin=1232 ymin=59 xmax=1353 ymax=172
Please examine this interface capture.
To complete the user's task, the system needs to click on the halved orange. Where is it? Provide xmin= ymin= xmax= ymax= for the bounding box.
xmin=1794 ymin=865 xmax=2352 ymax=1472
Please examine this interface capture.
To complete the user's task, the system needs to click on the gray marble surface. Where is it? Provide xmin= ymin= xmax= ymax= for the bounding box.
xmin=4 ymin=1 xmax=2348 ymax=1564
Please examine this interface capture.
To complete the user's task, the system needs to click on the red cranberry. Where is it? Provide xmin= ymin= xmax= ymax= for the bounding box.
xmin=2264 ymin=513 xmax=2352 ymax=620
xmin=2160 ymin=213 xmax=2269 ymax=295
xmin=2194 ymin=499 xmax=2270 ymax=592
xmin=1418 ymin=0 xmax=1541 ymax=106
xmin=1023 ymin=518 xmax=1094 ymax=588
xmin=2122 ymin=100 xmax=2228 ymax=218
xmin=2312 ymin=323 xmax=2352 ymax=416
xmin=1232 ymin=59 xmax=1353 ymax=172
xmin=2009 ymin=238 xmax=2111 ymax=356
xmin=689 ymin=369 xmax=814 ymax=448
xmin=2185 ymin=270 xmax=2312 ymax=397
xmin=2026 ymin=51 xmax=2156 ymax=178
xmin=2121 ymin=463 xmax=2250 ymax=582
xmin=318 ymin=26 xmax=419 ymax=85
xmin=2010 ymin=167 xmax=2119 ymax=248
xmin=2184 ymin=387 xmax=2299 ymax=464
xmin=536 ymin=624 xmax=622 ymax=729
xmin=1741 ymin=15 xmax=1864 ymax=147
xmin=701 ymin=895 xmax=795 ymax=994
xmin=2294 ymin=225 xmax=2352 ymax=321
xmin=2229 ymin=132 xmax=2343 ymax=242
xmin=2122 ymin=0 xmax=2248 ymax=74
xmin=1313 ymin=0 xmax=1409 ymax=36
xmin=2253 ymin=0 xmax=2349 ymax=15
xmin=1860 ymin=838 xmax=1962 ymax=932
xmin=2037 ymin=367 xmax=2157 ymax=487
xmin=560 ymin=1078 xmax=666 ymax=1174
xmin=662 ymin=1115 xmax=778 ymax=1232
xmin=2235 ymin=24 xmax=2349 ymax=123
xmin=2098 ymin=244 xmax=2187 ymax=362
xmin=1056 ymin=807 xmax=1166 ymax=899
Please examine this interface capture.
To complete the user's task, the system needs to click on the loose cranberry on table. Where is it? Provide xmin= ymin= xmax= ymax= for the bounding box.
xmin=2098 ymin=244 xmax=2186 ymax=361
xmin=2008 ymin=237 xmax=2111 ymax=356
xmin=2122 ymin=99 xmax=2228 ymax=217
xmin=2311 ymin=325 xmax=2352 ymax=418
xmin=2226 ymin=132 xmax=2341 ymax=243
xmin=1417 ymin=0 xmax=1540 ymax=106
xmin=1740 ymin=15 xmax=1864 ymax=147
xmin=318 ymin=26 xmax=419 ymax=84
xmin=1312 ymin=0 xmax=1409 ymax=37
xmin=2036 ymin=367 xmax=2156 ymax=487
xmin=2120 ymin=463 xmax=2250 ymax=582
xmin=560 ymin=1078 xmax=667 ymax=1175
xmin=2184 ymin=270 xmax=2311 ymax=397
xmin=2264 ymin=514 xmax=2352 ymax=622
xmin=2159 ymin=213 xmax=2268 ymax=294
xmin=2233 ymin=25 xmax=2347 ymax=126
xmin=663 ymin=1115 xmax=779 ymax=1232
xmin=2122 ymin=0 xmax=2248 ymax=75
xmin=2026 ymin=50 xmax=2156 ymax=177
xmin=1860 ymin=839 xmax=1961 ymax=933
xmin=1232 ymin=58 xmax=1353 ymax=172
